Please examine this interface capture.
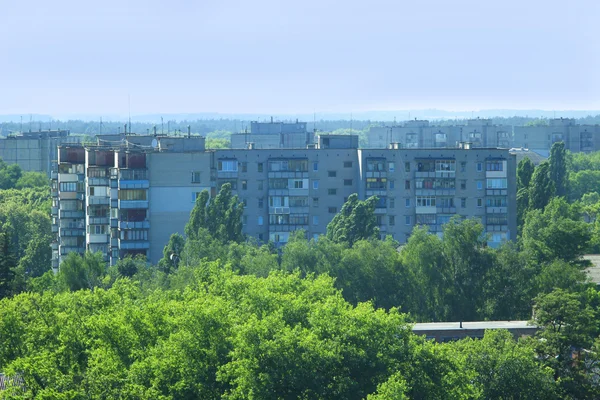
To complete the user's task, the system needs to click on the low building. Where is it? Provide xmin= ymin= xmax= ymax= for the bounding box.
xmin=412 ymin=320 xmax=538 ymax=342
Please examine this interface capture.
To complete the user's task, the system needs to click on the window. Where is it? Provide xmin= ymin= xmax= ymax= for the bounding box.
xmin=328 ymin=170 xmax=337 ymax=178
xmin=344 ymin=161 xmax=352 ymax=168
xmin=476 ymin=162 xmax=482 ymax=172
xmin=477 ymin=198 xmax=483 ymax=207
xmin=289 ymin=196 xmax=308 ymax=207
xmin=328 ymin=207 xmax=337 ymax=214
xmin=313 ymin=197 xmax=319 ymax=207
xmin=389 ymin=180 xmax=395 ymax=189
xmin=486 ymin=196 xmax=507 ymax=207
xmin=59 ymin=182 xmax=77 ymax=192
xmin=258 ymin=162 xmax=263 ymax=172
xmin=344 ymin=179 xmax=352 ymax=186
xmin=191 ymin=171 xmax=201 ymax=183
xmin=240 ymin=162 xmax=248 ymax=173
xmin=312 ymin=215 xmax=319 ymax=225
xmin=389 ymin=198 xmax=395 ymax=208
xmin=313 ymin=162 xmax=319 ymax=171
xmin=405 ymin=180 xmax=411 ymax=190
xmin=460 ymin=180 xmax=466 ymax=190
xmin=389 ymin=162 xmax=395 ymax=172
xmin=313 ymin=180 xmax=319 ymax=189
xmin=389 ymin=216 xmax=395 ymax=226
xmin=486 ymin=178 xmax=507 ymax=189
xmin=269 ymin=178 xmax=288 ymax=189
xmin=293 ymin=179 xmax=304 ymax=189
xmin=416 ymin=196 xmax=436 ymax=207
xmin=486 ymin=161 xmax=504 ymax=171
xmin=258 ymin=216 xmax=263 ymax=225
xmin=366 ymin=178 xmax=387 ymax=189
xmin=242 ymin=180 xmax=247 ymax=190
xmin=258 ymin=181 xmax=264 ymax=190
xmin=438 ymin=197 xmax=454 ymax=207
xmin=405 ymin=198 xmax=410 ymax=207
xmin=460 ymin=162 xmax=466 ymax=172
xmin=461 ymin=198 xmax=466 ymax=208
xmin=258 ymin=198 xmax=264 ymax=208
xmin=218 ymin=160 xmax=238 ymax=172
xmin=416 ymin=214 xmax=436 ymax=224
xmin=191 ymin=192 xmax=201 ymax=202
xmin=487 ymin=215 xmax=508 ymax=225
xmin=435 ymin=160 xmax=455 ymax=172
xmin=477 ymin=181 xmax=483 ymax=190
xmin=405 ymin=162 xmax=410 ymax=172
xmin=119 ymin=189 xmax=147 ymax=200
xmin=405 ymin=215 xmax=411 ymax=225
xmin=328 ymin=188 xmax=337 ymax=195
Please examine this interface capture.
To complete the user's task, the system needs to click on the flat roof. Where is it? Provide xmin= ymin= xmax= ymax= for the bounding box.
xmin=413 ymin=320 xmax=535 ymax=331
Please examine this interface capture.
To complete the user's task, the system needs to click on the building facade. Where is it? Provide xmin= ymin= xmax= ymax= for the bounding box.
xmin=52 ymin=135 xmax=517 ymax=268
xmin=0 ymin=130 xmax=79 ymax=176
xmin=230 ymin=119 xmax=313 ymax=149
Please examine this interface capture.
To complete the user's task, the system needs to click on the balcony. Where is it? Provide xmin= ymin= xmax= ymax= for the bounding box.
xmin=436 ymin=206 xmax=456 ymax=214
xmin=51 ymin=206 xmax=58 ymax=215
xmin=374 ymin=208 xmax=387 ymax=214
xmin=58 ymin=173 xmax=80 ymax=182
xmin=415 ymin=171 xmax=436 ymax=178
xmin=110 ymin=218 xmax=118 ymax=228
xmin=434 ymin=188 xmax=455 ymax=196
xmin=52 ymin=259 xmax=59 ymax=269
xmin=267 ymin=171 xmax=309 ymax=179
xmin=365 ymin=171 xmax=387 ymax=178
xmin=435 ymin=170 xmax=455 ymax=178
xmin=88 ymin=217 xmax=109 ymax=225
xmin=51 ymin=189 xmax=58 ymax=197
xmin=60 ymin=246 xmax=86 ymax=255
xmin=288 ymin=206 xmax=309 ymax=214
xmin=269 ymin=207 xmax=291 ymax=214
xmin=486 ymin=224 xmax=508 ymax=232
xmin=486 ymin=189 xmax=507 ymax=196
xmin=217 ymin=170 xmax=238 ymax=179
xmin=267 ymin=224 xmax=309 ymax=232
xmin=119 ymin=200 xmax=149 ymax=209
xmin=51 ymin=242 xmax=59 ymax=250
xmin=88 ymin=177 xmax=109 ymax=186
xmin=60 ymin=229 xmax=85 ymax=237
xmin=88 ymin=196 xmax=110 ymax=206
xmin=416 ymin=206 xmax=437 ymax=214
xmin=59 ymin=210 xmax=85 ymax=219
xmin=111 ymin=238 xmax=119 ymax=247
xmin=485 ymin=171 xmax=507 ymax=179
xmin=119 ymin=220 xmax=150 ymax=229
xmin=119 ymin=179 xmax=150 ymax=189
xmin=366 ymin=189 xmax=387 ymax=197
xmin=52 ymin=225 xmax=59 ymax=233
xmin=51 ymin=171 xmax=58 ymax=180
xmin=87 ymin=233 xmax=109 ymax=244
xmin=486 ymin=206 xmax=507 ymax=214
xmin=119 ymin=240 xmax=150 ymax=250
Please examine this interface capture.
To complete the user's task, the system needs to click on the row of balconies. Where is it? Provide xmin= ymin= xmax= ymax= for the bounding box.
xmin=268 ymin=206 xmax=310 ymax=215
xmin=267 ymin=225 xmax=309 ymax=232
xmin=267 ymin=171 xmax=309 ymax=179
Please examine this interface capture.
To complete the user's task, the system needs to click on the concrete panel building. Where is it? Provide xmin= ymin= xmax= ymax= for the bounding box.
xmin=0 ymin=130 xmax=80 ymax=176
xmin=367 ymin=119 xmax=511 ymax=149
xmin=52 ymin=134 xmax=517 ymax=268
xmin=230 ymin=119 xmax=313 ymax=149
xmin=513 ymin=118 xmax=600 ymax=156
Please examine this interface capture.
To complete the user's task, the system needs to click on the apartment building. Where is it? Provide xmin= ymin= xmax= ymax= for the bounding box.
xmin=52 ymin=134 xmax=516 ymax=268
xmin=513 ymin=118 xmax=600 ymax=156
xmin=367 ymin=119 xmax=512 ymax=149
xmin=230 ymin=119 xmax=313 ymax=149
xmin=0 ymin=129 xmax=80 ymax=176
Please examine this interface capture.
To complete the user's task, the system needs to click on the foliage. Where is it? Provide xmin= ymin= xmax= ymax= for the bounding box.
xmin=517 ymin=156 xmax=535 ymax=190
xmin=57 ymin=251 xmax=106 ymax=291
xmin=529 ymin=161 xmax=555 ymax=210
xmin=549 ymin=141 xmax=569 ymax=197
xmin=205 ymin=137 xmax=230 ymax=149
xmin=326 ymin=193 xmax=379 ymax=246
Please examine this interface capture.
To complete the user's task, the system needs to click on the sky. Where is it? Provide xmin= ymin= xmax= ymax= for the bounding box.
xmin=0 ymin=0 xmax=598 ymax=118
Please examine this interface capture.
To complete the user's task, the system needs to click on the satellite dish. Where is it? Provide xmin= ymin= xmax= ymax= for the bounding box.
xmin=151 ymin=138 xmax=158 ymax=149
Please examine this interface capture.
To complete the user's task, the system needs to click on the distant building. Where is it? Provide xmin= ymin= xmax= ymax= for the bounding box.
xmin=367 ymin=119 xmax=511 ymax=149
xmin=230 ymin=118 xmax=313 ymax=149
xmin=514 ymin=118 xmax=600 ymax=156
xmin=0 ymin=130 xmax=80 ymax=176
xmin=412 ymin=321 xmax=538 ymax=342
xmin=52 ymin=134 xmax=517 ymax=268
xmin=509 ymin=148 xmax=548 ymax=166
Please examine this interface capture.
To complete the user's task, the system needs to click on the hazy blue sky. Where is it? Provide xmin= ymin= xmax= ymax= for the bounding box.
xmin=1 ymin=0 xmax=598 ymax=116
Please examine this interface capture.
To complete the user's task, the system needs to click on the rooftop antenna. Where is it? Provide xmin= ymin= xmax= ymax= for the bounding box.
xmin=128 ymin=94 xmax=131 ymax=134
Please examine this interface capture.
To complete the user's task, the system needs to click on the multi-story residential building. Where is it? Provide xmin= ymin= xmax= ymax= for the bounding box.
xmin=367 ymin=119 xmax=512 ymax=149
xmin=230 ymin=118 xmax=313 ymax=149
xmin=513 ymin=118 xmax=600 ymax=156
xmin=0 ymin=129 xmax=80 ymax=176
xmin=52 ymin=134 xmax=517 ymax=269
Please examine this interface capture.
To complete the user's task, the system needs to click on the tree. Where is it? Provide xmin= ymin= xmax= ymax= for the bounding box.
xmin=0 ymin=164 xmax=22 ymax=189
xmin=15 ymin=171 xmax=49 ymax=189
xmin=58 ymin=251 xmax=105 ymax=291
xmin=116 ymin=255 xmax=145 ymax=278
xmin=529 ymin=161 xmax=555 ymax=210
xmin=158 ymin=233 xmax=185 ymax=273
xmin=517 ymin=187 xmax=530 ymax=230
xmin=0 ymin=232 xmax=17 ymax=299
xmin=517 ymin=156 xmax=535 ymax=190
xmin=569 ymin=170 xmax=600 ymax=201
xmin=184 ymin=183 xmax=243 ymax=244
xmin=326 ymin=194 xmax=379 ymax=246
xmin=549 ymin=141 xmax=569 ymax=197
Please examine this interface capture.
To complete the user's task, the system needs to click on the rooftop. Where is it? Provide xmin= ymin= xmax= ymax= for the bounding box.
xmin=413 ymin=320 xmax=535 ymax=331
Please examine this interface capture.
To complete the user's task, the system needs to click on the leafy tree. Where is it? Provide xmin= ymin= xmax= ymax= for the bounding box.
xmin=0 ymin=232 xmax=17 ymax=299
xmin=116 ymin=255 xmax=146 ymax=278
xmin=529 ymin=161 xmax=555 ymax=210
xmin=58 ymin=251 xmax=106 ymax=291
xmin=549 ymin=141 xmax=569 ymax=197
xmin=326 ymin=193 xmax=379 ymax=246
xmin=516 ymin=187 xmax=530 ymax=230
xmin=0 ymin=163 xmax=22 ymax=189
xmin=522 ymin=197 xmax=592 ymax=264
xmin=569 ymin=170 xmax=600 ymax=201
xmin=185 ymin=183 xmax=243 ymax=244
xmin=158 ymin=233 xmax=185 ymax=273
xmin=517 ymin=156 xmax=535 ymax=190
xmin=15 ymin=171 xmax=49 ymax=189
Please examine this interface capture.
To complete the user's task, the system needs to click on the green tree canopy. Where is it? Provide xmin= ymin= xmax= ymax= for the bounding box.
xmin=517 ymin=156 xmax=535 ymax=190
xmin=326 ymin=193 xmax=379 ymax=246
xmin=549 ymin=141 xmax=569 ymax=197
xmin=529 ymin=161 xmax=555 ymax=210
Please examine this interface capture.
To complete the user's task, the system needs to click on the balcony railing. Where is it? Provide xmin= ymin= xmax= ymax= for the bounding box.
xmin=118 ymin=200 xmax=149 ymax=209
xmin=119 ymin=220 xmax=150 ymax=229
